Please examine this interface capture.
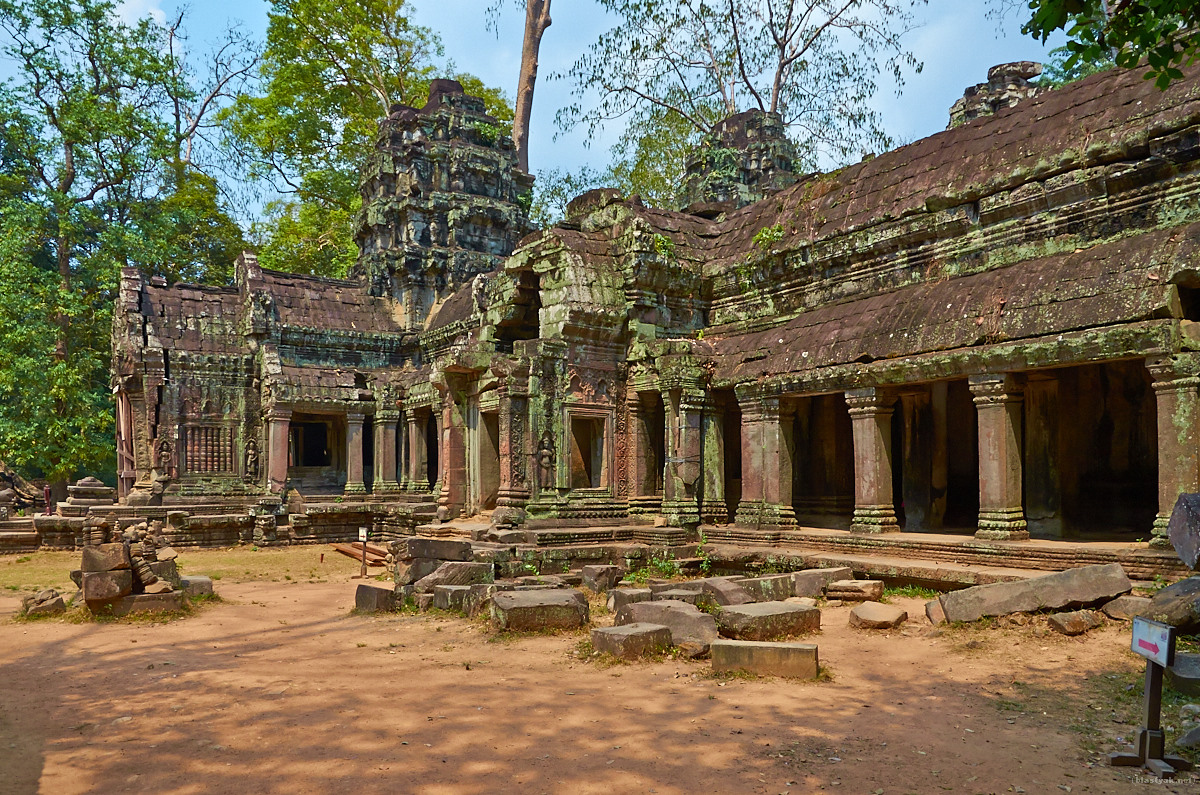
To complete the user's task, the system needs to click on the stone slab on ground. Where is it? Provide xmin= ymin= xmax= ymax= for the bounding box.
xmin=25 ymin=595 xmax=65 ymax=616
xmin=849 ymin=601 xmax=908 ymax=630
xmin=414 ymin=561 xmax=494 ymax=593
xmin=826 ymin=580 xmax=884 ymax=601
xmin=1145 ymin=576 xmax=1200 ymax=633
xmin=702 ymin=578 xmax=755 ymax=606
xmin=717 ymin=602 xmax=820 ymax=641
xmin=490 ymin=590 xmax=589 ymax=631
xmin=738 ymin=574 xmax=794 ymax=602
xmin=433 ymin=585 xmax=472 ymax=612
xmin=710 ymin=639 xmax=819 ymax=679
xmin=925 ymin=599 xmax=947 ymax=626
xmin=82 ymin=570 xmax=133 ymax=603
xmin=652 ymin=588 xmax=703 ymax=605
xmin=355 ymin=583 xmax=395 ymax=612
xmin=395 ymin=537 xmax=473 ymax=562
xmin=590 ymin=623 xmax=672 ymax=659
xmin=464 ymin=584 xmax=498 ymax=617
xmin=649 ymin=580 xmax=704 ymax=595
xmin=937 ymin=563 xmax=1133 ymax=624
xmin=581 ymin=565 xmax=622 ymax=592
xmin=180 ymin=575 xmax=214 ymax=597
xmin=792 ymin=567 xmax=852 ymax=597
xmin=607 ymin=588 xmax=652 ymax=613
xmin=1102 ymin=594 xmax=1151 ymax=621
xmin=1168 ymin=653 xmax=1200 ymax=698
xmin=1047 ymin=609 xmax=1104 ymax=636
xmin=415 ymin=593 xmax=434 ymax=611
xmin=394 ymin=557 xmax=444 ymax=586
xmin=105 ymin=591 xmax=184 ymax=617
xmin=614 ymin=600 xmax=719 ymax=652
xmin=81 ymin=543 xmax=129 ymax=572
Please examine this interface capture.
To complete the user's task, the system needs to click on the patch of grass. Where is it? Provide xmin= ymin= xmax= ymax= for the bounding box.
xmin=883 ymin=584 xmax=941 ymax=601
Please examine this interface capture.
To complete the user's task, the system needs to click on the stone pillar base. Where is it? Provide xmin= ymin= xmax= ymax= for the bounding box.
xmin=734 ymin=502 xmax=796 ymax=527
xmin=661 ymin=499 xmax=700 ymax=528
xmin=851 ymin=505 xmax=900 ymax=533
xmin=373 ymin=481 xmax=402 ymax=496
xmin=975 ymin=509 xmax=1029 ymax=540
xmin=344 ymin=482 xmax=367 ymax=496
xmin=1151 ymin=513 xmax=1174 ymax=549
xmin=628 ymin=496 xmax=663 ymax=515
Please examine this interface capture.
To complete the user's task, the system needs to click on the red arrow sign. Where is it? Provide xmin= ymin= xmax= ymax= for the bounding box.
xmin=1138 ymin=639 xmax=1160 ymax=654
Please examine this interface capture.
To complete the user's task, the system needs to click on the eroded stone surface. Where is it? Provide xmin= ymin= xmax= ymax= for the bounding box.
xmin=826 ymin=580 xmax=884 ymax=602
xmin=590 ymin=623 xmax=672 ymax=659
xmin=792 ymin=568 xmax=852 ymax=598
xmin=615 ymin=600 xmax=719 ymax=652
xmin=1047 ymin=609 xmax=1104 ymax=636
xmin=355 ymin=583 xmax=396 ymax=612
xmin=490 ymin=590 xmax=589 ymax=631
xmin=717 ymin=602 xmax=820 ymax=641
xmin=710 ymin=640 xmax=819 ymax=679
xmin=414 ymin=562 xmax=494 ymax=594
xmin=938 ymin=564 xmax=1132 ymax=624
xmin=849 ymin=602 xmax=907 ymax=630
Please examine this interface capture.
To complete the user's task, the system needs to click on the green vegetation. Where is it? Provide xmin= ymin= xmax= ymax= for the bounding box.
xmin=753 ymin=224 xmax=785 ymax=252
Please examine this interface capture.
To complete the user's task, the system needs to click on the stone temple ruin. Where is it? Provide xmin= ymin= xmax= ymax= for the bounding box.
xmin=0 ymin=65 xmax=1183 ymax=584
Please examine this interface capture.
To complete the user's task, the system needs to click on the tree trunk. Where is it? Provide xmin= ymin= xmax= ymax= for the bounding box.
xmin=513 ymin=0 xmax=551 ymax=174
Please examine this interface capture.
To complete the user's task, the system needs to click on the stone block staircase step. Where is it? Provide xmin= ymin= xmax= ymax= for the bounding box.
xmin=0 ymin=530 xmax=40 ymax=554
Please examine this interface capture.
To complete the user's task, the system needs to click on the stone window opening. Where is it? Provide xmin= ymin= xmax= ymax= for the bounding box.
xmin=289 ymin=422 xmax=331 ymax=467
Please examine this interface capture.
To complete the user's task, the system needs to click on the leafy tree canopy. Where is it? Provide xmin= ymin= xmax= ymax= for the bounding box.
xmin=1022 ymin=0 xmax=1198 ymax=88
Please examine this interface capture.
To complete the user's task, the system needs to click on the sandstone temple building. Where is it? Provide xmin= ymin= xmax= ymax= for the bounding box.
xmin=108 ymin=68 xmax=1200 ymax=557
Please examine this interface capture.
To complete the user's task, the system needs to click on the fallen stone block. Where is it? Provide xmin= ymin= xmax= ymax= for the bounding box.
xmin=1169 ymin=653 xmax=1200 ymax=698
xmin=82 ymin=570 xmax=133 ymax=604
xmin=614 ymin=600 xmax=719 ymax=652
xmin=649 ymin=580 xmax=703 ymax=595
xmin=70 ymin=569 xmax=82 ymax=588
xmin=702 ymin=578 xmax=755 ymax=606
xmin=925 ymin=599 xmax=947 ymax=626
xmin=717 ymin=602 xmax=820 ymax=641
xmin=738 ymin=574 xmax=794 ymax=602
xmin=826 ymin=580 xmax=884 ymax=601
xmin=433 ymin=585 xmax=472 ymax=612
xmin=464 ymin=584 xmax=498 ymax=617
xmin=711 ymin=639 xmax=819 ymax=679
xmin=148 ymin=559 xmax=181 ymax=588
xmin=785 ymin=596 xmax=818 ymax=608
xmin=105 ymin=591 xmax=184 ymax=616
xmin=395 ymin=537 xmax=473 ymax=562
xmin=1145 ymin=576 xmax=1200 ymax=632
xmin=792 ymin=567 xmax=853 ymax=598
xmin=581 ymin=565 xmax=622 ymax=592
xmin=180 ymin=575 xmax=213 ymax=597
xmin=1102 ymin=594 xmax=1151 ymax=621
xmin=517 ymin=574 xmax=566 ymax=587
xmin=415 ymin=593 xmax=434 ymax=611
xmin=1168 ymin=493 xmax=1200 ymax=570
xmin=849 ymin=601 xmax=908 ymax=630
xmin=156 ymin=546 xmax=179 ymax=562
xmin=591 ymin=623 xmax=672 ymax=659
xmin=81 ymin=543 xmax=129 ymax=573
xmin=1047 ymin=609 xmax=1104 ymax=636
xmin=937 ymin=563 xmax=1132 ymax=624
xmin=355 ymin=583 xmax=396 ymax=612
xmin=394 ymin=557 xmax=443 ymax=586
xmin=414 ymin=561 xmax=494 ymax=593
xmin=25 ymin=596 xmax=65 ymax=617
xmin=490 ymin=590 xmax=589 ymax=631
xmin=653 ymin=588 xmax=704 ymax=605
xmin=607 ymin=588 xmax=652 ymax=613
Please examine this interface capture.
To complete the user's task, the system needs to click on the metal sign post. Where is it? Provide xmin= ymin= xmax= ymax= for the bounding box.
xmin=1110 ymin=617 xmax=1194 ymax=778
xmin=357 ymin=526 xmax=369 ymax=579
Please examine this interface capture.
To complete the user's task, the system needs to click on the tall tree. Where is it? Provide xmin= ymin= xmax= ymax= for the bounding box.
xmin=558 ymin=0 xmax=923 ymax=186
xmin=0 ymin=0 xmax=251 ymax=489
xmin=513 ymin=0 xmax=552 ymax=173
xmin=225 ymin=0 xmax=513 ymax=276
xmin=1021 ymin=1 xmax=1198 ymax=89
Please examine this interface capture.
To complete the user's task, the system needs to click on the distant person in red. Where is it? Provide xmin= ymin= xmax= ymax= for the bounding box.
xmin=43 ymin=484 xmax=51 ymax=515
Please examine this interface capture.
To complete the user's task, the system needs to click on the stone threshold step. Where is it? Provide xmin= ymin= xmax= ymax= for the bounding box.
xmin=797 ymin=551 xmax=1052 ymax=588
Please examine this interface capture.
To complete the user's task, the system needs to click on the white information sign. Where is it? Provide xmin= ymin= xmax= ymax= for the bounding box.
xmin=358 ymin=527 xmax=368 ymax=542
xmin=1131 ymin=616 xmax=1175 ymax=668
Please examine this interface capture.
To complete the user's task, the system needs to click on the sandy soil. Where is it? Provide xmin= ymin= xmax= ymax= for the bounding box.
xmin=0 ymin=575 xmax=1195 ymax=795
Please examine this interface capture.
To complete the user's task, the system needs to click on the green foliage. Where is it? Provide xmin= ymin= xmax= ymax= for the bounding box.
xmin=224 ymin=0 xmax=512 ymax=276
xmin=753 ymin=224 xmax=784 ymax=252
xmin=528 ymin=165 xmax=606 ymax=228
xmin=651 ymin=234 xmax=676 ymax=260
xmin=1023 ymin=0 xmax=1199 ymax=89
xmin=1037 ymin=44 xmax=1115 ymax=87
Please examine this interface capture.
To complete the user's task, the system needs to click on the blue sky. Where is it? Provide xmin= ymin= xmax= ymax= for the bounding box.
xmin=122 ymin=1 xmax=1065 ymax=180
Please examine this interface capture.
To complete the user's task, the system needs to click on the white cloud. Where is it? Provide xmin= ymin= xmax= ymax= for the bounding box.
xmin=116 ymin=0 xmax=167 ymax=26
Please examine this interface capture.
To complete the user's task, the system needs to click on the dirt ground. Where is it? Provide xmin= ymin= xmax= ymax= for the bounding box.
xmin=0 ymin=548 xmax=1197 ymax=795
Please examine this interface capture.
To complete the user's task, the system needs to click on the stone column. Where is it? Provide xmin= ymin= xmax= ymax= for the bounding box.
xmin=344 ymin=412 xmax=366 ymax=495
xmin=662 ymin=388 xmax=704 ymax=528
xmin=969 ymin=374 xmax=1028 ymax=540
xmin=845 ymin=387 xmax=899 ymax=533
xmin=1148 ymin=355 xmax=1200 ymax=549
xmin=494 ymin=382 xmax=531 ymax=526
xmin=733 ymin=394 xmax=795 ymax=527
xmin=436 ymin=376 xmax=468 ymax=521
xmin=266 ymin=408 xmax=291 ymax=495
xmin=699 ymin=393 xmax=727 ymax=523
xmin=373 ymin=410 xmax=401 ymax=495
xmin=404 ymin=411 xmax=426 ymax=491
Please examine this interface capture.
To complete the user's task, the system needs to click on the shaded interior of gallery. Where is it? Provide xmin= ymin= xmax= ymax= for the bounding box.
xmin=100 ymin=65 xmax=1200 ymax=575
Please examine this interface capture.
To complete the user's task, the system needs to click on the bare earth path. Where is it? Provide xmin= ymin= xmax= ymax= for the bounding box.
xmin=0 ymin=571 xmax=1194 ymax=794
